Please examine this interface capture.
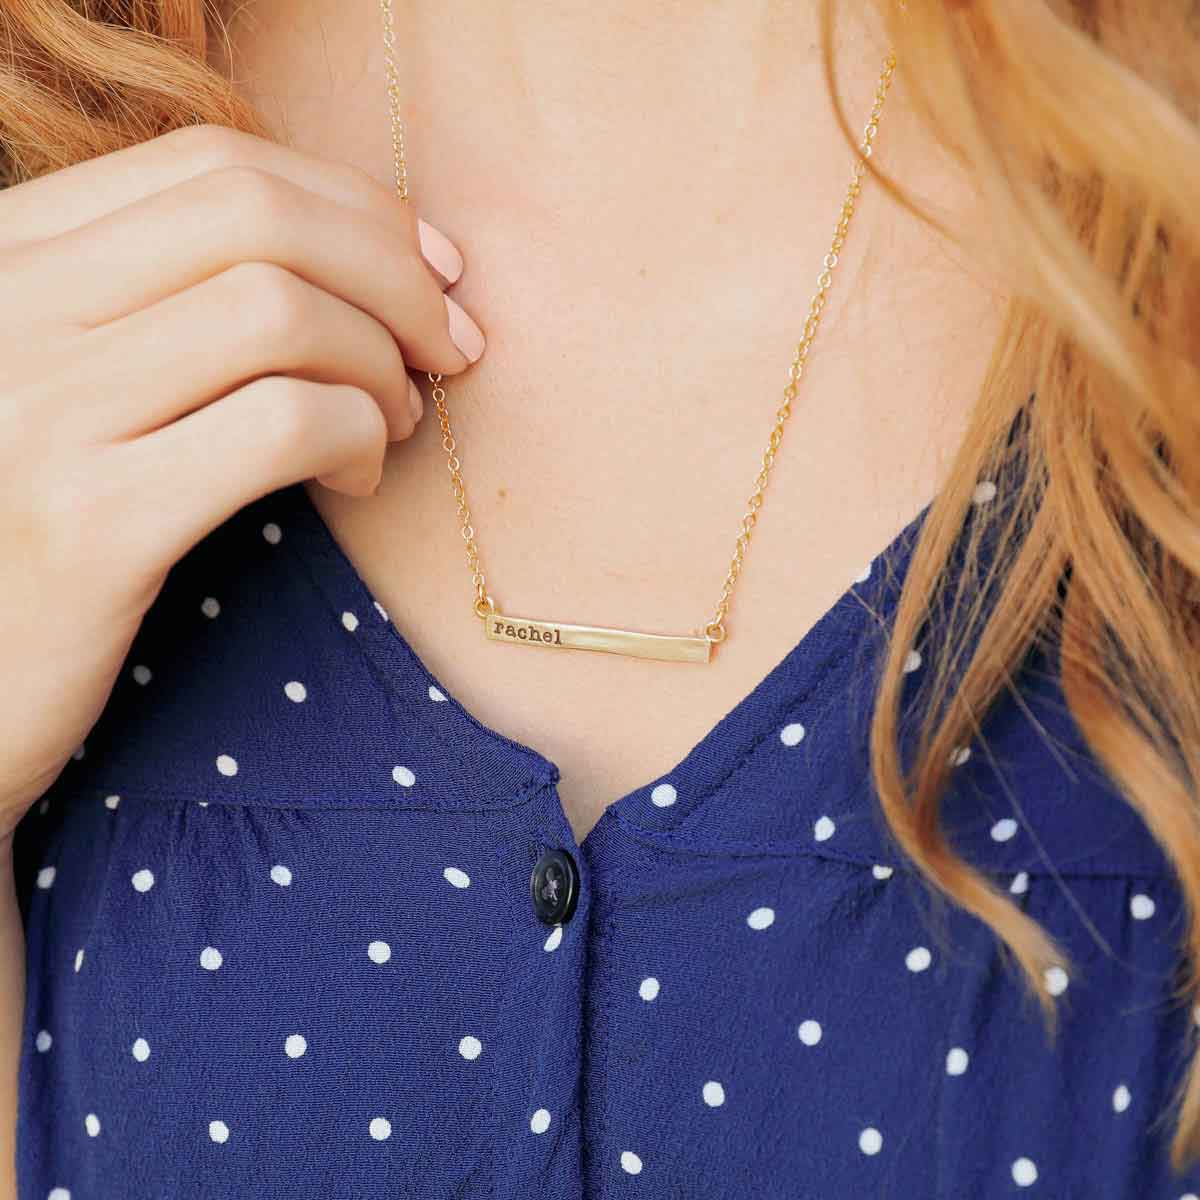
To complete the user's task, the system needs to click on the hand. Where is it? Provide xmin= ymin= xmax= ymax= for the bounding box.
xmin=0 ymin=122 xmax=485 ymax=836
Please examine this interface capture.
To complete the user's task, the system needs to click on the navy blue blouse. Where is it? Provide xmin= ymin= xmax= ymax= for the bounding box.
xmin=13 ymin=475 xmax=1200 ymax=1199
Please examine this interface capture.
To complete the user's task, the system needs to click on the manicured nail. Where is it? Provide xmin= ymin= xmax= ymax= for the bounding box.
xmin=407 ymin=377 xmax=423 ymax=422
xmin=445 ymin=295 xmax=485 ymax=363
xmin=418 ymin=218 xmax=464 ymax=285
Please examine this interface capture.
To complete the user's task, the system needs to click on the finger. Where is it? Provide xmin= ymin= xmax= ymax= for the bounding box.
xmin=79 ymin=260 xmax=422 ymax=442
xmin=117 ymin=376 xmax=389 ymax=567
xmin=0 ymin=124 xmax=462 ymax=290
xmin=11 ymin=163 xmax=483 ymax=376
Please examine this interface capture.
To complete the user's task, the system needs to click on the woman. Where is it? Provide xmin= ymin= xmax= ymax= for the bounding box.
xmin=2 ymin=0 xmax=1198 ymax=1195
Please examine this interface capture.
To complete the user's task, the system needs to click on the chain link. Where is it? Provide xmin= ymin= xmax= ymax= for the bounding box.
xmin=379 ymin=0 xmax=493 ymax=619
xmin=702 ymin=51 xmax=897 ymax=642
xmin=377 ymin=0 xmax=896 ymax=648
xmin=428 ymin=371 xmax=495 ymax=618
xmin=377 ymin=0 xmax=409 ymax=203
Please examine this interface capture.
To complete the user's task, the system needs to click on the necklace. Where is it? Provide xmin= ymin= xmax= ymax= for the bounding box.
xmin=376 ymin=1 xmax=897 ymax=663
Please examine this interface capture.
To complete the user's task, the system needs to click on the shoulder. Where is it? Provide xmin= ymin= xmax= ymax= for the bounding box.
xmin=936 ymin=636 xmax=1173 ymax=883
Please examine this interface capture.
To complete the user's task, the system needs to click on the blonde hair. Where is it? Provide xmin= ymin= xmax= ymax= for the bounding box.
xmin=4 ymin=0 xmax=1200 ymax=1167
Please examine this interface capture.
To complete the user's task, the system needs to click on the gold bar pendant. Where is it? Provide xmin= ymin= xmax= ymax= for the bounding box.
xmin=484 ymin=610 xmax=712 ymax=664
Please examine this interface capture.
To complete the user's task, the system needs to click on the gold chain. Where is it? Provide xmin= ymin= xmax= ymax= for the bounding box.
xmin=377 ymin=0 xmax=897 ymax=647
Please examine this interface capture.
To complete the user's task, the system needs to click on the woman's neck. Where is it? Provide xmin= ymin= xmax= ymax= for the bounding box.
xmin=400 ymin=0 xmax=891 ymax=192
xmin=396 ymin=1 xmax=843 ymax=134
xmin=215 ymin=0 xmax=910 ymax=224
xmin=213 ymin=0 xmax=1004 ymax=840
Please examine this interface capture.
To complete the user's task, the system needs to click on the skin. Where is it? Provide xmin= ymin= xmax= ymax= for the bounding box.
xmin=0 ymin=1 xmax=1013 ymax=1188
xmin=218 ymin=0 xmax=1009 ymax=836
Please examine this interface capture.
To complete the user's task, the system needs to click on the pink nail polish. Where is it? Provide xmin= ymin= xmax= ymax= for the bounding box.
xmin=417 ymin=218 xmax=464 ymax=285
xmin=445 ymin=295 xmax=486 ymax=363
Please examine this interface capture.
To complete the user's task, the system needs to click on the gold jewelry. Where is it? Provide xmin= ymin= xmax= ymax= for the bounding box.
xmin=377 ymin=0 xmax=897 ymax=663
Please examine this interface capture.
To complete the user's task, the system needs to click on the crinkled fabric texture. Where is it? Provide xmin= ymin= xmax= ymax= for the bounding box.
xmin=13 ymin=479 xmax=1200 ymax=1199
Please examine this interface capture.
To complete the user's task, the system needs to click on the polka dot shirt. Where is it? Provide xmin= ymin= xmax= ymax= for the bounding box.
xmin=12 ymin=478 xmax=1200 ymax=1198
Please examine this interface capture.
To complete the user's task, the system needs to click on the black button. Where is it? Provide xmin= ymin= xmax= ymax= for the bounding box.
xmin=530 ymin=848 xmax=580 ymax=926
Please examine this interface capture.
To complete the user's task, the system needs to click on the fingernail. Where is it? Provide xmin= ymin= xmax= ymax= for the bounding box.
xmin=418 ymin=218 xmax=464 ymax=285
xmin=445 ymin=295 xmax=485 ymax=363
xmin=408 ymin=377 xmax=423 ymax=422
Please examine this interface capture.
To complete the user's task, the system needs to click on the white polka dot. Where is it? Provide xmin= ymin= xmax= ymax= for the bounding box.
xmin=872 ymin=864 xmax=894 ymax=880
xmin=201 ymin=596 xmax=221 ymax=619
xmin=859 ymin=1127 xmax=883 ymax=1156
xmin=903 ymin=649 xmax=922 ymax=673
xmin=368 ymin=940 xmax=392 ymax=964
xmin=1113 ymin=1083 xmax=1131 ymax=1113
xmin=369 ymin=1117 xmax=391 ymax=1141
xmin=283 ymin=680 xmax=307 ymax=703
xmin=48 ymin=1190 xmax=70 ymax=1200
xmin=262 ymin=522 xmax=282 ymax=544
xmin=84 ymin=1112 xmax=101 ymax=1137
xmin=35 ymin=1029 xmax=52 ymax=1053
xmin=1010 ymin=871 xmax=1029 ymax=895
xmin=530 ymin=1108 xmax=551 ymax=1134
xmin=131 ymin=1037 xmax=150 ymax=1062
xmin=285 ymin=1034 xmax=307 ymax=1059
xmin=906 ymin=946 xmax=932 ymax=973
xmin=342 ymin=611 xmax=360 ymax=632
xmin=428 ymin=685 xmax=447 ymax=702
xmin=813 ymin=815 xmax=836 ymax=842
xmin=780 ymin=722 xmax=806 ymax=746
xmin=132 ymin=664 xmax=152 ymax=686
xmin=36 ymin=866 xmax=56 ymax=890
xmin=374 ymin=600 xmax=389 ymax=621
xmin=797 ymin=1020 xmax=822 ymax=1046
xmin=131 ymin=868 xmax=155 ymax=893
xmin=620 ymin=1151 xmax=643 ymax=1175
xmin=972 ymin=480 xmax=998 ymax=504
xmin=443 ymin=866 xmax=471 ymax=889
xmin=1012 ymin=1157 xmax=1038 ymax=1186
xmin=853 ymin=562 xmax=872 ymax=584
xmin=199 ymin=946 xmax=223 ymax=971
xmin=639 ymin=977 xmax=660 ymax=1002
xmin=104 ymin=794 xmax=121 ymax=810
xmin=702 ymin=1080 xmax=725 ymax=1107
xmin=747 ymin=906 xmax=775 ymax=930
xmin=1130 ymin=893 xmax=1155 ymax=920
xmin=458 ymin=1035 xmax=482 ymax=1061
xmin=216 ymin=754 xmax=238 ymax=777
xmin=946 ymin=1047 xmax=969 ymax=1076
xmin=650 ymin=783 xmax=677 ymax=808
xmin=949 ymin=745 xmax=971 ymax=767
xmin=71 ymin=744 xmax=85 ymax=760
xmin=392 ymin=765 xmax=416 ymax=787
xmin=1180 ymin=1194 xmax=1198 ymax=1200
xmin=38 ymin=798 xmax=49 ymax=815
xmin=990 ymin=817 xmax=1018 ymax=842
xmin=197 ymin=801 xmax=209 ymax=808
xmin=209 ymin=1119 xmax=230 ymax=1144
xmin=74 ymin=948 xmax=84 ymax=973
xmin=543 ymin=926 xmax=563 ymax=952
xmin=270 ymin=864 xmax=292 ymax=887
xmin=1044 ymin=965 xmax=1069 ymax=996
